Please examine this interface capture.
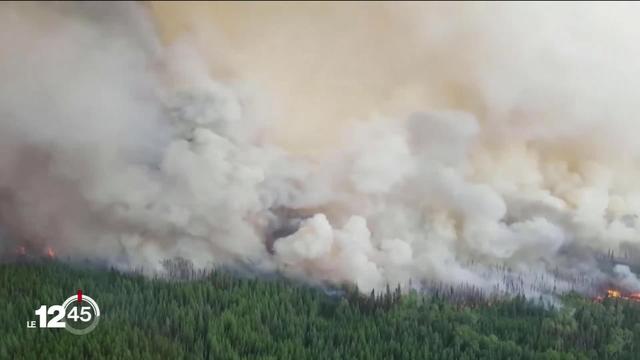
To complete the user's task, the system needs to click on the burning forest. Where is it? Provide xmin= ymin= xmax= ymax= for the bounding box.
xmin=2 ymin=2 xmax=640 ymax=304
xmin=594 ymin=288 xmax=640 ymax=304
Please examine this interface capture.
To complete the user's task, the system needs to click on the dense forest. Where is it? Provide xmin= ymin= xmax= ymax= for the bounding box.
xmin=1 ymin=260 xmax=640 ymax=359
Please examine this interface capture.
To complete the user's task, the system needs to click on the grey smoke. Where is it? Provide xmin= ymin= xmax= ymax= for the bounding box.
xmin=613 ymin=265 xmax=640 ymax=292
xmin=1 ymin=3 xmax=640 ymax=295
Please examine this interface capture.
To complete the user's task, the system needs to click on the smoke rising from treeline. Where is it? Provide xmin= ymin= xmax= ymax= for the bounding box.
xmin=1 ymin=2 xmax=640 ymax=294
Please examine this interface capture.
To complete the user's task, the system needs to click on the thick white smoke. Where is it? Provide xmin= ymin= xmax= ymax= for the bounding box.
xmin=2 ymin=2 xmax=640 ymax=294
xmin=613 ymin=265 xmax=640 ymax=292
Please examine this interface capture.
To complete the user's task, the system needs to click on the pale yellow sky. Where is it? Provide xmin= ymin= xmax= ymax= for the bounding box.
xmin=148 ymin=2 xmax=475 ymax=154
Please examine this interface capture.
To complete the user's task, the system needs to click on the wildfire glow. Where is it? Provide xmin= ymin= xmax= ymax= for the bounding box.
xmin=599 ymin=289 xmax=640 ymax=303
xmin=608 ymin=289 xmax=622 ymax=298
xmin=45 ymin=246 xmax=55 ymax=258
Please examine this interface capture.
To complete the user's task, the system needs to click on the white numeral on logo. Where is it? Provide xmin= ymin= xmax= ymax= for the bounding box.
xmin=67 ymin=306 xmax=92 ymax=322
xmin=34 ymin=305 xmax=66 ymax=328
xmin=35 ymin=305 xmax=47 ymax=328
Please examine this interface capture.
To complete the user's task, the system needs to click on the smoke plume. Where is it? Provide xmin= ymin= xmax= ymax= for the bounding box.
xmin=613 ymin=265 xmax=640 ymax=292
xmin=2 ymin=2 xmax=640 ymax=294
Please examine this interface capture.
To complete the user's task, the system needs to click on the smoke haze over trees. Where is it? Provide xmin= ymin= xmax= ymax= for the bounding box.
xmin=2 ymin=2 xmax=640 ymax=295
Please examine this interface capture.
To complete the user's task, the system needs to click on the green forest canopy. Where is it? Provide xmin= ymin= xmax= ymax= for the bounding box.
xmin=1 ymin=261 xmax=640 ymax=359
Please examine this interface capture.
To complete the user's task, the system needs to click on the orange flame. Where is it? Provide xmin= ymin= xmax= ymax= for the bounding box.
xmin=608 ymin=289 xmax=622 ymax=298
xmin=45 ymin=246 xmax=55 ymax=258
xmin=600 ymin=289 xmax=640 ymax=303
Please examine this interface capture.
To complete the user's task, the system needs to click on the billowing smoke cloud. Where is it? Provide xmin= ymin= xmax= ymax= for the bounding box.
xmin=2 ymin=2 xmax=640 ymax=294
xmin=613 ymin=265 xmax=640 ymax=292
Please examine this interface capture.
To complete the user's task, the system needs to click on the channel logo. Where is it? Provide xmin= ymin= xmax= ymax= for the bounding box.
xmin=26 ymin=289 xmax=100 ymax=335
